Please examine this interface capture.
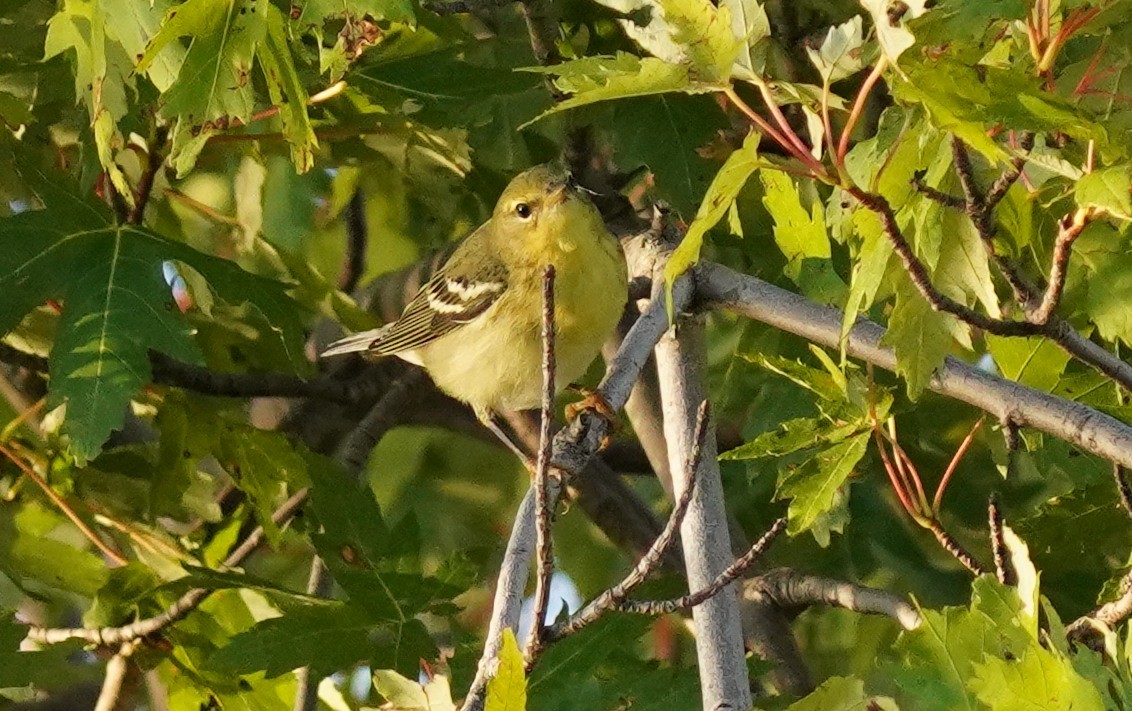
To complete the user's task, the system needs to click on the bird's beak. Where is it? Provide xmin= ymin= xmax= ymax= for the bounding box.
xmin=546 ymin=183 xmax=570 ymax=207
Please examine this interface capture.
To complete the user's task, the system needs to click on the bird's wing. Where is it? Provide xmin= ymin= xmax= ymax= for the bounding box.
xmin=322 ymin=258 xmax=508 ymax=357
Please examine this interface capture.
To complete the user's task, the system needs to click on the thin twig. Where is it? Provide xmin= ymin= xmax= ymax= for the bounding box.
xmin=0 ymin=443 xmax=128 ymax=566
xmin=547 ymin=402 xmax=710 ymax=643
xmin=988 ymin=494 xmax=1012 ymax=585
xmin=618 ymin=518 xmax=787 ymax=615
xmin=338 ymin=369 xmax=423 ymax=477
xmin=94 ymin=640 xmax=140 ymax=711
xmin=525 ymin=266 xmax=557 ymax=661
xmin=461 ymin=236 xmax=695 ymax=711
xmin=848 ymin=186 xmax=1040 ymax=336
xmin=1029 ymin=207 xmax=1095 ymax=325
xmin=837 ymin=57 xmax=888 ymax=166
xmin=26 ymin=487 xmax=310 ymax=646
xmin=911 ymin=174 xmax=964 ymax=209
xmin=293 ymin=558 xmax=332 ymax=711
xmin=985 ymin=132 xmax=1035 ymax=209
xmin=927 ymin=522 xmax=986 ymax=576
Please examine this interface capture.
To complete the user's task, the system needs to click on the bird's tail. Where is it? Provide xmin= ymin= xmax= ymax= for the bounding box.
xmin=321 ymin=328 xmax=385 ymax=357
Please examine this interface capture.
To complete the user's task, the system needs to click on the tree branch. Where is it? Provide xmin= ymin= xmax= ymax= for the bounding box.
xmin=988 ymin=494 xmax=1013 ymax=585
xmin=744 ymin=569 xmax=922 ymax=630
xmin=94 ymin=641 xmax=140 ymax=711
xmin=654 ymin=312 xmax=752 ymax=710
xmin=697 ymin=261 xmax=1132 ymax=471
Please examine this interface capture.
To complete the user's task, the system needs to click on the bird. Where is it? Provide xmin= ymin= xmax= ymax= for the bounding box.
xmin=322 ymin=164 xmax=628 ymax=462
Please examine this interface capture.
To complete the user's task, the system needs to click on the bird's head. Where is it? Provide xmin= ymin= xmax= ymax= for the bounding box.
xmin=491 ymin=164 xmax=599 ymax=238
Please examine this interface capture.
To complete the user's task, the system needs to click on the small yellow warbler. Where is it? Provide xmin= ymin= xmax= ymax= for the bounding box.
xmin=323 ymin=165 xmax=627 ymax=440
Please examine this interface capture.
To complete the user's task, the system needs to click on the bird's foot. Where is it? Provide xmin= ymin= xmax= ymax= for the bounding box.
xmin=564 ymin=386 xmax=618 ymax=451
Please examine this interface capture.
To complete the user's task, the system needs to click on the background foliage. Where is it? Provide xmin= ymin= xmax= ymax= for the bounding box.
xmin=3 ymin=0 xmax=1132 ymax=708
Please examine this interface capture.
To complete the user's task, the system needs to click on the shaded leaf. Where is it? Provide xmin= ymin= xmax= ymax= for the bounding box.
xmin=665 ymin=132 xmax=760 ymax=288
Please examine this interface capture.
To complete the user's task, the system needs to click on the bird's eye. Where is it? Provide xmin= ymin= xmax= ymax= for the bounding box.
xmin=515 ymin=203 xmax=532 ymax=219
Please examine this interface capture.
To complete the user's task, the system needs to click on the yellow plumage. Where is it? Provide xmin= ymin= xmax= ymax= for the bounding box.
xmin=323 ymin=165 xmax=627 ymax=422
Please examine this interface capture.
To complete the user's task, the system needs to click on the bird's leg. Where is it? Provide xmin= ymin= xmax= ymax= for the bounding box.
xmin=480 ymin=410 xmax=537 ymax=472
xmin=564 ymin=385 xmax=618 ymax=450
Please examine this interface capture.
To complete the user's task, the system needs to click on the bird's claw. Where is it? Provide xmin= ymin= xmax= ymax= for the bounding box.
xmin=565 ymin=387 xmax=619 ymax=451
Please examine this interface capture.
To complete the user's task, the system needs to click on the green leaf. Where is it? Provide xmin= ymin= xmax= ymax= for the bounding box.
xmin=209 ymin=601 xmax=431 ymax=678
xmin=258 ymin=4 xmax=317 ymax=173
xmin=307 ymin=458 xmax=462 ymax=620
xmin=0 ymin=502 xmax=109 ymax=598
xmin=1075 ymin=166 xmax=1132 ymax=220
xmin=0 ymin=611 xmax=85 ymax=689
xmin=664 ymin=132 xmax=760 ymax=287
xmin=139 ymin=0 xmax=268 ymax=173
xmin=0 ymin=166 xmax=303 ymax=460
xmin=218 ymin=427 xmax=310 ymax=545
xmin=969 ymin=646 xmax=1106 ymax=711
xmin=776 ymin=432 xmax=869 ymax=539
xmin=889 ymin=606 xmax=997 ymax=710
xmin=524 ymin=54 xmax=702 ymax=125
xmin=100 ymin=0 xmax=186 ymax=92
xmin=841 ymin=209 xmax=893 ymax=344
xmin=783 ymin=675 xmax=899 ymax=711
xmin=986 ymin=335 xmax=1071 ymax=392
xmin=1070 ymin=223 xmax=1132 ymax=347
xmin=721 ymin=417 xmax=863 ymax=460
xmin=606 ymin=93 xmax=730 ymax=217
xmin=485 ymin=628 xmax=527 ymax=711
xmin=354 ymin=39 xmax=549 ymax=171
xmin=883 ymin=276 xmax=966 ymax=399
xmin=760 ymin=171 xmax=832 ymax=284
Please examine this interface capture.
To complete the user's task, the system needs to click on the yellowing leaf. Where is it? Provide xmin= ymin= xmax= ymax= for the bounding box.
xmin=807 ymin=16 xmax=866 ymax=83
xmin=44 ymin=0 xmax=135 ymax=207
xmin=592 ymin=0 xmax=739 ymax=82
xmin=485 ymin=628 xmax=527 ymax=711
xmin=760 ymin=171 xmax=832 ymax=283
xmin=139 ymin=0 xmax=268 ymax=173
xmin=721 ymin=0 xmax=770 ymax=81
xmin=860 ymin=0 xmax=931 ymax=62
